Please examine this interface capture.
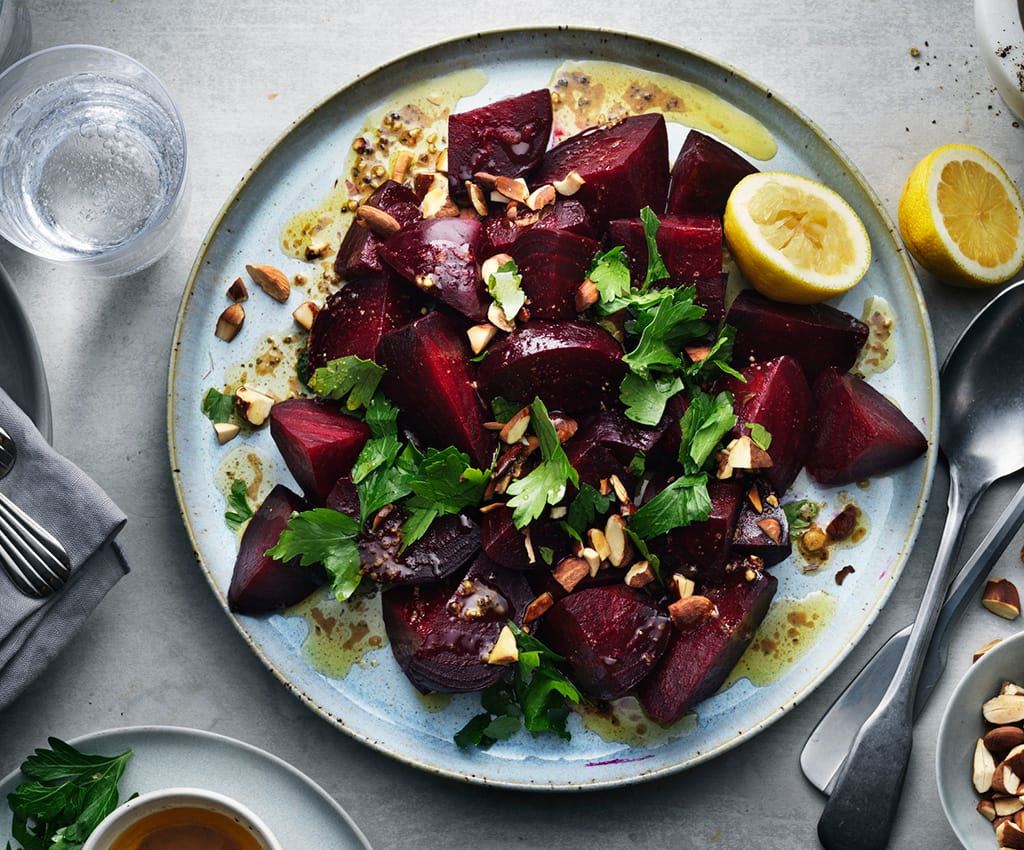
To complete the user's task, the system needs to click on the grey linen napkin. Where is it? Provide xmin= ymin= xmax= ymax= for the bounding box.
xmin=0 ymin=387 xmax=129 ymax=710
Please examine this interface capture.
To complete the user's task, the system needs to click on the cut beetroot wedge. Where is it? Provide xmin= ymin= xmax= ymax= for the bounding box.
xmin=694 ymin=274 xmax=727 ymax=322
xmin=477 ymin=321 xmax=625 ymax=413
xmin=666 ymin=130 xmax=758 ymax=216
xmin=607 ymin=214 xmax=723 ymax=283
xmin=480 ymin=199 xmax=596 ymax=257
xmin=510 ymin=228 xmax=600 ymax=319
xmin=480 ymin=506 xmax=567 ymax=571
xmin=307 ymin=273 xmax=421 ymax=369
xmin=334 ymin=180 xmax=422 ymax=280
xmin=542 ymin=585 xmax=671 ymax=700
xmin=646 ymin=479 xmax=743 ymax=584
xmin=731 ymin=479 xmax=792 ymax=566
xmin=382 ymin=555 xmax=533 ymax=693
xmin=728 ymin=290 xmax=869 ymax=380
xmin=567 ymin=410 xmax=665 ymax=488
xmin=360 ymin=506 xmax=480 ymax=585
xmin=269 ymin=398 xmax=370 ymax=504
xmin=379 ymin=218 xmax=487 ymax=320
xmin=376 ymin=311 xmax=495 ymax=468
xmin=716 ymin=355 xmax=811 ymax=494
xmin=532 ymin=114 xmax=669 ymax=225
xmin=807 ymin=368 xmax=928 ymax=486
xmin=447 ymin=89 xmax=552 ymax=203
xmin=533 ymin=198 xmax=596 ymax=239
xmin=639 ymin=568 xmax=777 ymax=724
xmin=228 ymin=485 xmax=322 ymax=614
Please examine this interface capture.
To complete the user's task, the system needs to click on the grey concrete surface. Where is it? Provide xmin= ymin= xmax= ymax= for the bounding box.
xmin=1 ymin=0 xmax=1022 ymax=847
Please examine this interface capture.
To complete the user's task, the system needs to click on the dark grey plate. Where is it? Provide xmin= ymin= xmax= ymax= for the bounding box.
xmin=0 ymin=262 xmax=51 ymax=442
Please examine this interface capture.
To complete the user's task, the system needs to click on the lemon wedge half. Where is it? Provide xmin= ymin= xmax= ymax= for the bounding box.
xmin=724 ymin=172 xmax=871 ymax=304
xmin=898 ymin=144 xmax=1024 ymax=287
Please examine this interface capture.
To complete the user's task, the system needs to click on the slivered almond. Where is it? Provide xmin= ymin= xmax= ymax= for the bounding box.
xmin=467 ymin=323 xmax=498 ymax=355
xmin=487 ymin=302 xmax=515 ymax=332
xmin=625 ymin=561 xmax=655 ymax=588
xmin=494 ymin=176 xmax=530 ymax=203
xmin=671 ymin=574 xmax=696 ymax=599
xmin=609 ymin=474 xmax=629 ymax=503
xmin=604 ymin=515 xmax=630 ymax=568
xmin=292 ymin=301 xmax=319 ymax=330
xmin=435 ymin=149 xmax=449 ymax=173
xmin=587 ymin=528 xmax=611 ymax=561
xmin=215 ymin=304 xmax=245 ymax=341
xmin=523 ymin=592 xmax=555 ymax=625
xmin=575 ymin=278 xmax=599 ymax=311
xmin=757 ymin=518 xmax=783 ymax=544
xmin=552 ymin=170 xmax=585 ymax=196
xmin=473 ymin=171 xmax=498 ymax=190
xmin=356 ymin=205 xmax=401 ymax=237
xmin=466 ymin=181 xmax=490 ymax=216
xmin=525 ymin=184 xmax=556 ymax=211
xmin=391 ymin=151 xmax=412 ymax=183
xmin=499 ymin=409 xmax=531 ymax=444
xmin=553 ymin=557 xmax=589 ymax=592
xmin=746 ymin=484 xmax=763 ymax=513
xmin=246 ymin=264 xmax=290 ymax=302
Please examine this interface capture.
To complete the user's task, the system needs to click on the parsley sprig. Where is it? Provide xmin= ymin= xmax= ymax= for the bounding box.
xmin=485 ymin=258 xmax=526 ymax=321
xmin=308 ymin=355 xmax=385 ymax=411
xmin=505 ymin=398 xmax=579 ymax=529
xmin=265 ymin=508 xmax=363 ymax=601
xmin=455 ymin=624 xmax=582 ymax=748
xmin=6 ymin=738 xmax=133 ymax=850
xmin=201 ymin=387 xmax=235 ymax=424
xmin=224 ymin=479 xmax=254 ymax=531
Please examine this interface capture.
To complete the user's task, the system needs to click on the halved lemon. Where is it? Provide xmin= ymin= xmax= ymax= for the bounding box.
xmin=724 ymin=172 xmax=872 ymax=304
xmin=898 ymin=144 xmax=1024 ymax=287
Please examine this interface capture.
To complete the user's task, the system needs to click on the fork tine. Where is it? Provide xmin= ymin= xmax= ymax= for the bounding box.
xmin=0 ymin=495 xmax=71 ymax=578
xmin=0 ymin=506 xmax=68 ymax=585
xmin=0 ymin=534 xmax=52 ymax=597
xmin=0 ymin=513 xmax=61 ymax=592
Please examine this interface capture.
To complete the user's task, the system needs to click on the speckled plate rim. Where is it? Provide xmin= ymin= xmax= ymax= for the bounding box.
xmin=0 ymin=261 xmax=52 ymax=443
xmin=167 ymin=26 xmax=939 ymax=791
xmin=0 ymin=725 xmax=372 ymax=849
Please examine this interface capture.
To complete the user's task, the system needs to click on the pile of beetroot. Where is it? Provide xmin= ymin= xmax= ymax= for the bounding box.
xmin=225 ymin=88 xmax=928 ymax=732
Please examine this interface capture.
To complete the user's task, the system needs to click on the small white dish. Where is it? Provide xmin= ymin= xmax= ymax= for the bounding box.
xmin=937 ymin=629 xmax=1024 ymax=848
xmin=975 ymin=0 xmax=1024 ymax=120
xmin=82 ymin=787 xmax=281 ymax=850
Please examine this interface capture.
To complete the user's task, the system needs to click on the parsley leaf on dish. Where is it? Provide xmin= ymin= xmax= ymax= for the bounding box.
xmin=748 ymin=422 xmax=773 ymax=451
xmin=355 ymin=442 xmax=420 ymax=525
xmin=308 ymin=355 xmax=385 ymax=411
xmin=201 ymin=387 xmax=235 ymax=423
xmin=619 ymin=372 xmax=684 ymax=427
xmin=486 ymin=259 xmax=526 ymax=321
xmin=683 ymin=323 xmax=745 ymax=382
xmin=623 ymin=286 xmax=709 ymax=377
xmin=506 ymin=398 xmax=579 ymax=529
xmin=566 ymin=483 xmax=613 ymax=536
xmin=490 ymin=396 xmax=522 ymax=423
xmin=510 ymin=623 xmax=581 ymax=737
xmin=639 ymin=205 xmax=671 ymax=290
xmin=224 ymin=479 xmax=254 ymax=531
xmin=588 ymin=245 xmax=632 ymax=303
xmin=783 ymin=499 xmax=822 ymax=539
xmin=365 ymin=394 xmax=399 ymax=438
xmin=265 ymin=508 xmax=362 ymax=601
xmin=6 ymin=738 xmax=132 ymax=850
xmin=400 ymin=447 xmax=489 ymax=548
xmin=678 ymin=390 xmax=738 ymax=473
xmin=628 ymin=474 xmax=712 ymax=539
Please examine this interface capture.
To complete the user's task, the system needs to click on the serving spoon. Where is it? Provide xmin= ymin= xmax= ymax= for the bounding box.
xmin=817 ymin=279 xmax=1024 ymax=849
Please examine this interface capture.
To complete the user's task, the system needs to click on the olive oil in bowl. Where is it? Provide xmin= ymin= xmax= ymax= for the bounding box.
xmin=107 ymin=806 xmax=265 ymax=850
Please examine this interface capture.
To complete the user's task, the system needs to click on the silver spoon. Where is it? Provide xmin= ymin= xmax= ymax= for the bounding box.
xmin=817 ymin=279 xmax=1024 ymax=849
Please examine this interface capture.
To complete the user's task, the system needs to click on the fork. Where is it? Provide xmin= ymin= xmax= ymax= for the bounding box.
xmin=0 ymin=426 xmax=71 ymax=597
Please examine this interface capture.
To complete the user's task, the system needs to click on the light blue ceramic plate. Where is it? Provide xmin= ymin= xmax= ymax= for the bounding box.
xmin=168 ymin=28 xmax=939 ymax=789
xmin=0 ymin=726 xmax=371 ymax=848
xmin=938 ymin=631 xmax=1024 ymax=848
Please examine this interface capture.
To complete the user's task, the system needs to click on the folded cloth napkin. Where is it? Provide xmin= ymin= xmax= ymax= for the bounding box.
xmin=0 ymin=387 xmax=129 ymax=710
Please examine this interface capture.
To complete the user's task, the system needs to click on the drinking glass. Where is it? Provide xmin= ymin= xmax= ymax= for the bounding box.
xmin=0 ymin=0 xmax=30 ymax=72
xmin=0 ymin=45 xmax=189 ymax=276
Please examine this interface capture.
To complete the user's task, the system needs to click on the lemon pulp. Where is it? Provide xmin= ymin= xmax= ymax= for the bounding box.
xmin=936 ymin=158 xmax=1021 ymax=269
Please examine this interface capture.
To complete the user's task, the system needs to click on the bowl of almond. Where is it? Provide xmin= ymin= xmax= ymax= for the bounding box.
xmin=939 ymin=631 xmax=1024 ymax=848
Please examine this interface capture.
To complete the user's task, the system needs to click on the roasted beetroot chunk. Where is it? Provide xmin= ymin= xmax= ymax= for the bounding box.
xmin=379 ymin=218 xmax=487 ymax=320
xmin=728 ymin=290 xmax=869 ymax=380
xmin=477 ymin=321 xmax=626 ymax=413
xmin=646 ymin=480 xmax=743 ymax=584
xmin=533 ymin=198 xmax=596 ymax=239
xmin=480 ymin=199 xmax=596 ymax=257
xmin=382 ymin=555 xmax=533 ymax=693
xmin=307 ymin=273 xmax=421 ymax=369
xmin=334 ymin=180 xmax=422 ymax=280
xmin=567 ymin=410 xmax=665 ymax=488
xmin=607 ymin=214 xmax=723 ymax=283
xmin=533 ymin=114 xmax=669 ymax=224
xmin=806 ymin=369 xmax=928 ymax=486
xmin=694 ymin=275 xmax=727 ymax=322
xmin=480 ymin=213 xmax=520 ymax=257
xmin=510 ymin=229 xmax=600 ymax=319
xmin=376 ymin=311 xmax=496 ymax=468
xmin=542 ymin=585 xmax=671 ymax=700
xmin=731 ymin=480 xmax=792 ymax=566
xmin=360 ymin=507 xmax=480 ymax=585
xmin=666 ymin=130 xmax=758 ymax=216
xmin=228 ymin=485 xmax=322 ymax=614
xmin=480 ymin=506 xmax=567 ymax=570
xmin=269 ymin=399 xmax=370 ymax=503
xmin=651 ymin=394 xmax=691 ymax=464
xmin=639 ymin=569 xmax=777 ymax=723
xmin=447 ymin=89 xmax=552 ymax=203
xmin=717 ymin=356 xmax=811 ymax=494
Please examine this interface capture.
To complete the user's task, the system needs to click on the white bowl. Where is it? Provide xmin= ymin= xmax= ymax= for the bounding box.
xmin=937 ymin=630 xmax=1024 ymax=848
xmin=81 ymin=787 xmax=282 ymax=850
xmin=975 ymin=0 xmax=1024 ymax=121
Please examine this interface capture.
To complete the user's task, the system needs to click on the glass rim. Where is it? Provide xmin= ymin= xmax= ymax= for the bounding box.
xmin=0 ymin=43 xmax=190 ymax=268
